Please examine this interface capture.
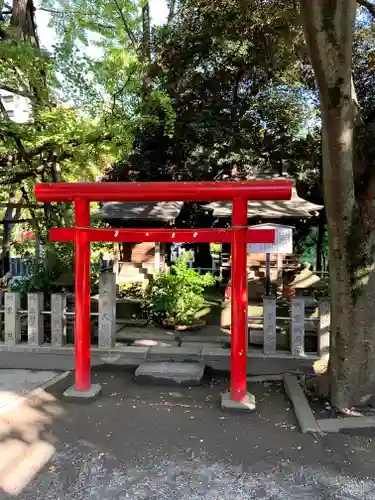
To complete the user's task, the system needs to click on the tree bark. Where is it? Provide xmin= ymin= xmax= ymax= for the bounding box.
xmin=315 ymin=210 xmax=325 ymax=272
xmin=11 ymin=0 xmax=39 ymax=45
xmin=141 ymin=2 xmax=153 ymax=96
xmin=300 ymin=0 xmax=375 ymax=409
xmin=1 ymin=193 xmax=23 ymax=276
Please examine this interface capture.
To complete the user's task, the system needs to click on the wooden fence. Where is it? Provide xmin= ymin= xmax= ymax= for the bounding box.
xmin=0 ymin=272 xmax=330 ymax=358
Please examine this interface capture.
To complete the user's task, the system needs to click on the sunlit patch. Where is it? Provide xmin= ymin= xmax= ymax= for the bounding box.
xmin=0 ymin=390 xmax=63 ymax=496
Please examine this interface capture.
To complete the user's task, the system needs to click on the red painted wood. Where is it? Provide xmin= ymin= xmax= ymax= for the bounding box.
xmin=231 ymin=198 xmax=249 ymax=401
xmin=35 ymin=179 xmax=292 ymax=400
xmin=35 ymin=180 xmax=292 ymax=202
xmin=49 ymin=227 xmax=275 ymax=244
xmin=74 ymin=200 xmax=91 ymax=391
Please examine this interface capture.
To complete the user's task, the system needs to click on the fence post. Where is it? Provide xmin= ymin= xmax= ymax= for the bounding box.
xmin=28 ymin=293 xmax=44 ymax=345
xmin=291 ymin=296 xmax=305 ymax=356
xmin=51 ymin=293 xmax=67 ymax=347
xmin=263 ymin=296 xmax=276 ymax=353
xmin=318 ymin=299 xmax=330 ymax=357
xmin=4 ymin=292 xmax=21 ymax=346
xmin=98 ymin=272 xmax=116 ymax=349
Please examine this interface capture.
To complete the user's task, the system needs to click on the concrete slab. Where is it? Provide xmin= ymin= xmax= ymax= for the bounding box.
xmin=221 ymin=392 xmax=256 ymax=412
xmin=0 ymin=369 xmax=65 ymax=411
xmin=116 ymin=327 xmax=176 ymax=342
xmin=0 ymin=344 xmax=316 ymax=375
xmin=147 ymin=346 xmax=202 ymax=362
xmin=135 ymin=362 xmax=205 ymax=386
xmin=63 ymin=383 xmax=102 ymax=399
xmin=133 ymin=339 xmax=179 ymax=347
xmin=201 ymin=347 xmax=231 ymax=371
xmin=318 ymin=416 xmax=375 ymax=434
xmin=180 ymin=341 xmax=226 ymax=349
xmin=283 ymin=374 xmax=321 ymax=434
xmin=0 ymin=370 xmax=59 ymax=408
xmin=246 ymin=350 xmax=316 ymax=376
xmin=247 ymin=374 xmax=284 ymax=382
xmin=179 ymin=334 xmax=229 ymax=343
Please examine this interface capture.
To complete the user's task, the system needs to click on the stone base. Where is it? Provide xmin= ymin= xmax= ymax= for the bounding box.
xmin=135 ymin=362 xmax=205 ymax=386
xmin=221 ymin=392 xmax=256 ymax=412
xmin=132 ymin=339 xmax=179 ymax=347
xmin=180 ymin=341 xmax=226 ymax=349
xmin=63 ymin=383 xmax=102 ymax=400
xmin=318 ymin=416 xmax=375 ymax=434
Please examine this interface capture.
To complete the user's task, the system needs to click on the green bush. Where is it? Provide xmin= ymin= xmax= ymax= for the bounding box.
xmin=118 ymin=281 xmax=145 ymax=300
xmin=146 ymin=254 xmax=216 ymax=326
xmin=8 ymin=241 xmax=102 ymax=296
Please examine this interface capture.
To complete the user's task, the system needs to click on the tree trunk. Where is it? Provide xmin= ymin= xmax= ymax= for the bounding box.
xmin=11 ymin=0 xmax=38 ymax=44
xmin=141 ymin=2 xmax=152 ymax=95
xmin=300 ymin=0 xmax=375 ymax=409
xmin=1 ymin=194 xmax=22 ymax=276
xmin=315 ymin=210 xmax=325 ymax=272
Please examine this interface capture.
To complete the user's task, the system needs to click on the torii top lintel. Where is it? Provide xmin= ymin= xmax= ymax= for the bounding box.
xmin=34 ymin=180 xmax=292 ymax=203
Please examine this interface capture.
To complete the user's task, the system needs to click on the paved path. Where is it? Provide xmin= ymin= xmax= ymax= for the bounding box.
xmin=0 ymin=369 xmax=375 ymax=499
xmin=0 ymin=369 xmax=64 ymax=412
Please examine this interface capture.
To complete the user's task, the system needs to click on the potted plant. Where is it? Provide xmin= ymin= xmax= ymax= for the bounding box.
xmin=145 ymin=253 xmax=216 ymax=330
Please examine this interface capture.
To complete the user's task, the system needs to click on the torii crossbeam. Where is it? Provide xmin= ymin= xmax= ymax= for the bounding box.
xmin=35 ymin=180 xmax=292 ymax=404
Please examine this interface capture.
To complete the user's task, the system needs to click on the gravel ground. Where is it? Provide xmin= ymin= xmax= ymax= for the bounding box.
xmin=1 ymin=369 xmax=375 ymax=499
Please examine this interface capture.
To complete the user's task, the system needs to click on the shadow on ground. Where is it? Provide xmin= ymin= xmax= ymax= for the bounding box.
xmin=1 ymin=368 xmax=375 ymax=499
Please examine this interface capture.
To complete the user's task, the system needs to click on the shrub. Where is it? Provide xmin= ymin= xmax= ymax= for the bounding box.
xmin=146 ymin=254 xmax=216 ymax=326
xmin=8 ymin=241 xmax=102 ymax=296
xmin=118 ymin=281 xmax=145 ymax=300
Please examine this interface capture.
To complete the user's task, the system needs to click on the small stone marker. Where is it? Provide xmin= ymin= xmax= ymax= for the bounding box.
xmin=28 ymin=293 xmax=44 ymax=345
xmin=4 ymin=292 xmax=21 ymax=346
xmin=98 ymin=272 xmax=116 ymax=349
xmin=263 ymin=296 xmax=277 ymax=353
xmin=135 ymin=361 xmax=205 ymax=386
xmin=51 ymin=294 xmax=67 ymax=347
xmin=291 ymin=297 xmax=305 ymax=356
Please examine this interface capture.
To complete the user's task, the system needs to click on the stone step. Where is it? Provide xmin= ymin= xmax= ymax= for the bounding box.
xmin=132 ymin=339 xmax=180 ymax=347
xmin=180 ymin=341 xmax=227 ymax=349
xmin=135 ymin=362 xmax=205 ymax=386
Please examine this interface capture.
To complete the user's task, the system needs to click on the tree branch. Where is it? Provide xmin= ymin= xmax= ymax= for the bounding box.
xmin=112 ymin=0 xmax=137 ymax=47
xmin=357 ymin=0 xmax=375 ymax=17
xmin=0 ymin=84 xmax=34 ymax=99
xmin=37 ymin=7 xmax=116 ymax=29
xmin=167 ymin=0 xmax=176 ymax=25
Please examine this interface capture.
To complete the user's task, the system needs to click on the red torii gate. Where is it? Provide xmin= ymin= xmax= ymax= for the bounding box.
xmin=35 ymin=180 xmax=292 ymax=403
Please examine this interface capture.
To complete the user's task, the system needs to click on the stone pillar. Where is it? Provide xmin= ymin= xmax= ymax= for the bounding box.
xmin=263 ymin=296 xmax=276 ymax=353
xmin=291 ymin=297 xmax=305 ymax=356
xmin=4 ymin=292 xmax=21 ymax=346
xmin=28 ymin=293 xmax=44 ymax=345
xmin=51 ymin=293 xmax=67 ymax=347
xmin=98 ymin=272 xmax=116 ymax=349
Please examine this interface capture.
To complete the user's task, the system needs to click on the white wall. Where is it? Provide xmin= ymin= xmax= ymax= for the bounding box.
xmin=0 ymin=89 xmax=31 ymax=123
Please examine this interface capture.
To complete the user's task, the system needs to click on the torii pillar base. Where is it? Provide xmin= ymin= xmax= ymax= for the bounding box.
xmin=221 ymin=392 xmax=256 ymax=412
xmin=63 ymin=384 xmax=102 ymax=400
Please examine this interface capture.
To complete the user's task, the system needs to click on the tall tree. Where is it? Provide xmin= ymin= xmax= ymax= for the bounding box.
xmin=299 ymin=0 xmax=375 ymax=410
xmin=109 ymin=0 xmax=313 ymax=183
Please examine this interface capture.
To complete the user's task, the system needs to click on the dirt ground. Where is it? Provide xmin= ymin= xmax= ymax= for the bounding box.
xmin=1 ymin=368 xmax=375 ymax=499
